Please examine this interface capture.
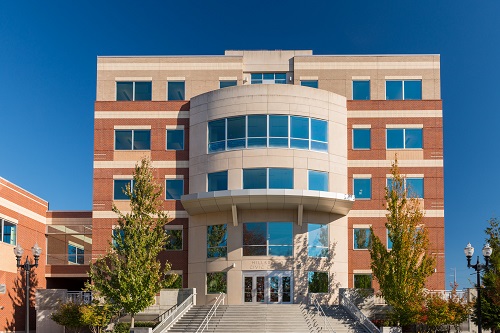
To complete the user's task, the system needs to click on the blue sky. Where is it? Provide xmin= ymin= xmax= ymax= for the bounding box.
xmin=1 ymin=1 xmax=499 ymax=289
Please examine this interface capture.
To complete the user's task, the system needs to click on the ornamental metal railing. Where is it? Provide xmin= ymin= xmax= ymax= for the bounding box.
xmin=339 ymin=289 xmax=380 ymax=333
xmin=195 ymin=292 xmax=225 ymax=333
xmin=151 ymin=294 xmax=194 ymax=333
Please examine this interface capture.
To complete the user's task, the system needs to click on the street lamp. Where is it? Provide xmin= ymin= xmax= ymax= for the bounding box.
xmin=13 ymin=243 xmax=42 ymax=333
xmin=464 ymin=242 xmax=493 ymax=333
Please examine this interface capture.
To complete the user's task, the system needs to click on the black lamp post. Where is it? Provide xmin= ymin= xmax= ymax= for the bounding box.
xmin=464 ymin=242 xmax=493 ymax=333
xmin=13 ymin=243 xmax=42 ymax=333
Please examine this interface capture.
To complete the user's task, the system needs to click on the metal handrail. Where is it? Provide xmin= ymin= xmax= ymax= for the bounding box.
xmin=152 ymin=304 xmax=177 ymax=324
xmin=151 ymin=294 xmax=194 ymax=333
xmin=339 ymin=289 xmax=380 ymax=333
xmin=195 ymin=293 xmax=225 ymax=333
xmin=313 ymin=298 xmax=336 ymax=333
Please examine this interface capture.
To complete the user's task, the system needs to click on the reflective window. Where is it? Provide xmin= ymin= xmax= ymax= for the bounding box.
xmin=166 ymin=129 xmax=184 ymax=150
xmin=387 ymin=177 xmax=424 ymax=198
xmin=301 ymin=80 xmax=318 ymax=88
xmin=354 ymin=274 xmax=372 ymax=289
xmin=208 ymin=119 xmax=226 ymax=152
xmin=220 ymin=80 xmax=237 ymax=88
xmin=269 ymin=115 xmax=289 ymax=148
xmin=308 ymin=272 xmax=328 ymax=293
xmin=243 ymin=222 xmax=293 ymax=256
xmin=291 ymin=116 xmax=309 ymax=149
xmin=308 ymin=224 xmax=328 ymax=257
xmin=112 ymin=229 xmax=125 ymax=249
xmin=354 ymin=178 xmax=371 ymax=199
xmin=116 ymin=81 xmax=152 ymax=101
xmin=308 ymin=170 xmax=328 ymax=191
xmin=386 ymin=80 xmax=422 ymax=100
xmin=165 ymin=229 xmax=183 ymax=250
xmin=353 ymin=80 xmax=370 ymax=100
xmin=251 ymin=73 xmax=286 ymax=84
xmin=243 ymin=168 xmax=293 ymax=189
xmin=115 ymin=130 xmax=151 ymax=150
xmin=166 ymin=179 xmax=184 ymax=200
xmin=168 ymin=81 xmax=185 ymax=100
xmin=386 ymin=128 xmax=422 ymax=149
xmin=207 ymin=224 xmax=227 ymax=258
xmin=114 ymin=180 xmax=133 ymax=200
xmin=68 ymin=244 xmax=84 ymax=264
xmin=247 ymin=115 xmax=267 ymax=148
xmin=208 ymin=171 xmax=228 ymax=191
xmin=227 ymin=116 xmax=246 ymax=149
xmin=353 ymin=129 xmax=371 ymax=150
xmin=1 ymin=219 xmax=17 ymax=245
xmin=311 ymin=118 xmax=328 ymax=151
xmin=207 ymin=272 xmax=227 ymax=293
xmin=387 ymin=229 xmax=393 ymax=250
xmin=354 ymin=228 xmax=371 ymax=249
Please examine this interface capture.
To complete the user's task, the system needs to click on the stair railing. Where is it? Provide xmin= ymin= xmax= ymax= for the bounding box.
xmin=195 ymin=292 xmax=225 ymax=333
xmin=339 ymin=289 xmax=380 ymax=333
xmin=152 ymin=293 xmax=194 ymax=333
xmin=313 ymin=297 xmax=336 ymax=333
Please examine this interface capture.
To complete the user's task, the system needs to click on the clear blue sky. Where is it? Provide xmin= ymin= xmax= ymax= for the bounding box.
xmin=1 ymin=1 xmax=498 ymax=289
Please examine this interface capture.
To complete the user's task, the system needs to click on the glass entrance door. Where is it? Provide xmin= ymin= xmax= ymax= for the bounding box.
xmin=243 ymin=271 xmax=292 ymax=304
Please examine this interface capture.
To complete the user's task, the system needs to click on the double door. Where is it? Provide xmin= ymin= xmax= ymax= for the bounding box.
xmin=243 ymin=271 xmax=292 ymax=304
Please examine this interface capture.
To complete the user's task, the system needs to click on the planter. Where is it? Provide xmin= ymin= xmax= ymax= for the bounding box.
xmin=382 ymin=327 xmax=402 ymax=333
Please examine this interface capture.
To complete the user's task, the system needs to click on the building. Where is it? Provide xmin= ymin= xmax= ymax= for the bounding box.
xmin=93 ymin=50 xmax=445 ymax=305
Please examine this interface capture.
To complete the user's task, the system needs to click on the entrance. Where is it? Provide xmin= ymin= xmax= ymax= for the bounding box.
xmin=243 ymin=271 xmax=292 ymax=304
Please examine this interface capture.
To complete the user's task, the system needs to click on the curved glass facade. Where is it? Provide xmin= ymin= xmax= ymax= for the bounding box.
xmin=208 ymin=115 xmax=328 ymax=153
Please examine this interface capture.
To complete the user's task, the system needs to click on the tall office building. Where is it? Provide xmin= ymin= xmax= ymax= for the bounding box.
xmin=92 ymin=50 xmax=444 ymax=305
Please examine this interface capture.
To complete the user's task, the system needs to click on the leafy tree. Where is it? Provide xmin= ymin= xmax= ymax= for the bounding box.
xmin=87 ymin=158 xmax=177 ymax=328
xmin=80 ymin=302 xmax=115 ymax=333
xmin=369 ymin=160 xmax=435 ymax=327
xmin=50 ymin=302 xmax=85 ymax=333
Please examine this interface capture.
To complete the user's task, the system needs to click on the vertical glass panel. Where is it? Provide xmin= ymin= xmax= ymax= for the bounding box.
xmin=247 ymin=115 xmax=267 ymax=137
xmin=282 ymin=276 xmax=291 ymax=302
xmin=354 ymin=228 xmax=371 ymax=249
xmin=114 ymin=180 xmax=132 ymax=200
xmin=275 ymin=73 xmax=287 ymax=84
xmin=208 ymin=171 xmax=228 ymax=191
xmin=263 ymin=73 xmax=274 ymax=80
xmin=386 ymin=178 xmax=395 ymax=194
xmin=353 ymin=129 xmax=371 ymax=149
xmin=353 ymin=80 xmax=370 ymax=100
xmin=208 ymin=119 xmax=226 ymax=152
xmin=168 ymin=81 xmax=185 ymax=100
xmin=386 ymin=81 xmax=403 ymax=100
xmin=290 ymin=116 xmax=309 ymax=139
xmin=301 ymin=80 xmax=318 ymax=88
xmin=243 ymin=169 xmax=267 ymax=189
xmin=270 ymin=276 xmax=279 ymax=302
xmin=207 ymin=272 xmax=227 ymax=293
xmin=166 ymin=129 xmax=184 ymax=150
xmin=165 ymin=229 xmax=183 ymax=250
xmin=243 ymin=223 xmax=267 ymax=256
xmin=269 ymin=115 xmax=288 ymax=141
xmin=227 ymin=116 xmax=246 ymax=149
xmin=387 ymin=229 xmax=393 ymax=250
xmin=68 ymin=244 xmax=76 ymax=263
xmin=134 ymin=82 xmax=152 ymax=101
xmin=116 ymin=82 xmax=133 ymax=101
xmin=244 ymin=277 xmax=253 ymax=302
xmin=207 ymin=224 xmax=227 ymax=258
xmin=311 ymin=119 xmax=327 ymax=142
xmin=354 ymin=274 xmax=372 ymax=289
xmin=251 ymin=73 xmax=263 ymax=84
xmin=269 ymin=168 xmax=293 ymax=189
xmin=308 ymin=272 xmax=328 ymax=293
xmin=220 ymin=80 xmax=237 ymax=88
xmin=405 ymin=129 xmax=423 ymax=149
xmin=308 ymin=170 xmax=328 ymax=191
xmin=3 ymin=221 xmax=16 ymax=245
xmin=406 ymin=178 xmax=424 ymax=198
xmin=133 ymin=130 xmax=151 ymax=150
xmin=115 ymin=130 xmax=132 ymax=150
xmin=268 ymin=222 xmax=293 ymax=256
xmin=256 ymin=276 xmax=265 ymax=302
xmin=308 ymin=224 xmax=328 ymax=257
xmin=166 ymin=179 xmax=184 ymax=200
xmin=354 ymin=178 xmax=371 ymax=199
xmin=404 ymin=80 xmax=422 ymax=100
xmin=386 ymin=129 xmax=404 ymax=149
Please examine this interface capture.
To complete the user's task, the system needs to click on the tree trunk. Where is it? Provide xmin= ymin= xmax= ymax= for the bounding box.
xmin=130 ymin=315 xmax=135 ymax=329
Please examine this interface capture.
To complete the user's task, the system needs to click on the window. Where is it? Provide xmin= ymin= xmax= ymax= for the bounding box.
xmin=308 ymin=170 xmax=328 ymax=191
xmin=308 ymin=224 xmax=328 ymax=257
xmin=116 ymin=81 xmax=152 ymax=101
xmin=251 ymin=73 xmax=286 ymax=84
xmin=352 ymin=129 xmax=371 ymax=149
xmin=353 ymin=178 xmax=371 ymax=199
xmin=1 ymin=218 xmax=16 ymax=245
xmin=354 ymin=274 xmax=372 ymax=289
xmin=387 ymin=177 xmax=424 ymax=198
xmin=68 ymin=243 xmax=84 ymax=264
xmin=114 ymin=180 xmax=133 ymax=200
xmin=243 ymin=168 xmax=293 ymax=189
xmin=208 ymin=115 xmax=328 ymax=153
xmin=386 ymin=80 xmax=422 ymax=100
xmin=354 ymin=228 xmax=371 ymax=249
xmin=207 ymin=224 xmax=227 ymax=258
xmin=243 ymin=222 xmax=293 ymax=256
xmin=387 ymin=229 xmax=393 ymax=250
xmin=168 ymin=81 xmax=185 ymax=100
xmin=115 ymin=130 xmax=151 ymax=150
xmin=112 ymin=229 xmax=125 ymax=249
xmin=166 ymin=179 xmax=184 ymax=200
xmin=220 ymin=80 xmax=237 ymax=88
xmin=301 ymin=80 xmax=318 ymax=88
xmin=207 ymin=272 xmax=227 ymax=293
xmin=165 ymin=229 xmax=183 ymax=250
xmin=208 ymin=171 xmax=228 ymax=191
xmin=308 ymin=272 xmax=328 ymax=293
xmin=386 ymin=128 xmax=422 ymax=149
xmin=166 ymin=129 xmax=184 ymax=150
xmin=353 ymin=81 xmax=370 ymax=100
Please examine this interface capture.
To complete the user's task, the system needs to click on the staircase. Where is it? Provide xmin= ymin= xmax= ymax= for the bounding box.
xmin=304 ymin=305 xmax=369 ymax=333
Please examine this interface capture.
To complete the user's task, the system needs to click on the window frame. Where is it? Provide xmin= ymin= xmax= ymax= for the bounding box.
xmin=300 ymin=80 xmax=318 ymax=88
xmin=68 ymin=242 xmax=85 ymax=265
xmin=219 ymin=80 xmax=237 ymax=88
xmin=353 ymin=228 xmax=371 ymax=250
xmin=242 ymin=168 xmax=294 ymax=190
xmin=114 ymin=129 xmax=151 ymax=151
xmin=207 ymin=171 xmax=228 ymax=192
xmin=167 ymin=81 xmax=186 ymax=101
xmin=352 ymin=80 xmax=370 ymax=100
xmin=353 ymin=178 xmax=372 ymax=200
xmin=166 ymin=129 xmax=185 ymax=150
xmin=308 ymin=271 xmax=329 ymax=293
xmin=1 ymin=218 xmax=17 ymax=245
xmin=207 ymin=272 xmax=227 ymax=293
xmin=308 ymin=170 xmax=328 ymax=191
xmin=207 ymin=224 xmax=228 ymax=258
xmin=165 ymin=227 xmax=183 ymax=251
xmin=352 ymin=128 xmax=371 ymax=150
xmin=251 ymin=73 xmax=287 ymax=85
xmin=386 ymin=128 xmax=423 ymax=150
xmin=243 ymin=222 xmax=293 ymax=257
xmin=165 ymin=179 xmax=184 ymax=200
xmin=116 ymin=81 xmax=152 ymax=101
xmin=385 ymin=80 xmax=422 ymax=100
xmin=307 ymin=223 xmax=328 ymax=258
xmin=113 ymin=179 xmax=133 ymax=200
xmin=354 ymin=274 xmax=373 ymax=289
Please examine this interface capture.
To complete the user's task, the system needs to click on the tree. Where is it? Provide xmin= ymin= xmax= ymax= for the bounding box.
xmin=80 ymin=302 xmax=115 ymax=333
xmin=473 ymin=217 xmax=500 ymax=332
xmin=50 ymin=302 xmax=85 ymax=333
xmin=369 ymin=160 xmax=436 ymax=327
xmin=87 ymin=158 xmax=177 ymax=328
